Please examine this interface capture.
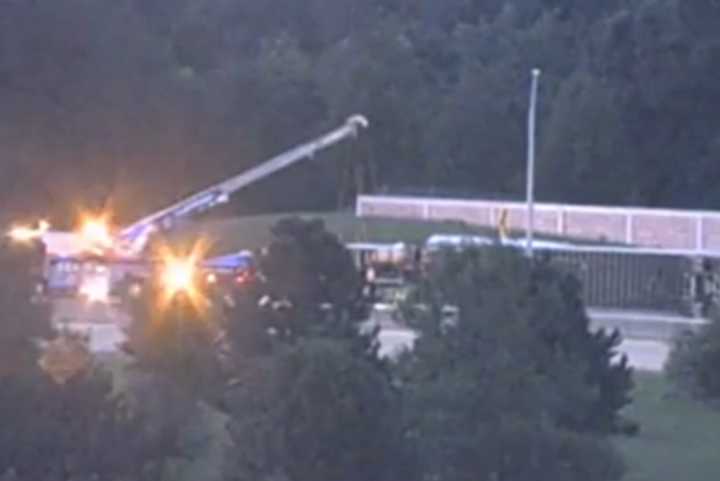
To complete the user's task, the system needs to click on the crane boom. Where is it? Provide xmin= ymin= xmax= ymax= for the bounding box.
xmin=117 ymin=115 xmax=368 ymax=253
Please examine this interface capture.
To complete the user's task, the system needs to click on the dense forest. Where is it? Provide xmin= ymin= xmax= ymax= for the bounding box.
xmin=2 ymin=0 xmax=720 ymax=225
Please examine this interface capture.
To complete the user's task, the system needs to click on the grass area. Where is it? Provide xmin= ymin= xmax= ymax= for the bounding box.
xmin=616 ymin=373 xmax=720 ymax=481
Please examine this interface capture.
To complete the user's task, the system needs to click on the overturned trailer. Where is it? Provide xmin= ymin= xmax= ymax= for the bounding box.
xmin=425 ymin=234 xmax=719 ymax=317
xmin=531 ymin=245 xmax=720 ymax=317
xmin=539 ymin=247 xmax=692 ymax=315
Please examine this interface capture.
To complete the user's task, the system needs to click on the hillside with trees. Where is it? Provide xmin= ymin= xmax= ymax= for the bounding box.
xmin=2 ymin=0 xmax=719 ymax=223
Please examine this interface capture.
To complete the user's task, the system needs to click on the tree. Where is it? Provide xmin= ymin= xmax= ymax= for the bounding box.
xmin=406 ymin=247 xmax=634 ymax=433
xmin=218 ymin=219 xmax=406 ymax=481
xmin=253 ymin=218 xmax=373 ymax=350
xmin=224 ymin=338 xmax=411 ymax=481
xmin=0 ymin=239 xmax=52 ymax=369
xmin=0 ymin=369 xmax=182 ymax=481
xmin=221 ymin=281 xmax=273 ymax=362
xmin=403 ymin=367 xmax=625 ymax=481
xmin=0 ymin=239 xmax=174 ymax=481
xmin=123 ymin=276 xmax=227 ymax=413
xmin=5 ymin=0 xmax=720 ymax=216
xmin=399 ymin=247 xmax=630 ymax=481
xmin=116 ymin=270 xmax=239 ymax=481
xmin=527 ymin=255 xmax=635 ymax=433
xmin=539 ymin=71 xmax=638 ymax=204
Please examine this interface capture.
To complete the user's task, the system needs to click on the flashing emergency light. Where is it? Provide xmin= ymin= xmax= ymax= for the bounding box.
xmin=8 ymin=226 xmax=40 ymax=242
xmin=161 ymin=256 xmax=196 ymax=297
xmin=79 ymin=277 xmax=110 ymax=304
xmin=7 ymin=219 xmax=50 ymax=243
xmin=79 ymin=215 xmax=113 ymax=250
xmin=156 ymin=240 xmax=210 ymax=310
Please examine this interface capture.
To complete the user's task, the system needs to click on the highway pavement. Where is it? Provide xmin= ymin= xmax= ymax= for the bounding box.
xmin=52 ymin=300 xmax=672 ymax=372
xmin=377 ymin=328 xmax=670 ymax=372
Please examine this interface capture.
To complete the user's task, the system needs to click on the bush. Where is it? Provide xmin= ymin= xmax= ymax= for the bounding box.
xmin=666 ymin=315 xmax=720 ymax=402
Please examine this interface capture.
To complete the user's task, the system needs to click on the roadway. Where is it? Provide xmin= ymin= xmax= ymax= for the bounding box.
xmin=588 ymin=308 xmax=705 ymax=342
xmin=52 ymin=300 xmax=671 ymax=372
xmin=377 ymin=329 xmax=669 ymax=372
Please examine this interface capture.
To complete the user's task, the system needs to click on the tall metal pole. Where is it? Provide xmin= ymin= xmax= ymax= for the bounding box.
xmin=525 ymin=68 xmax=541 ymax=258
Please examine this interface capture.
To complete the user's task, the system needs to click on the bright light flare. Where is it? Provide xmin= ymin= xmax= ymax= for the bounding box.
xmin=79 ymin=277 xmax=110 ymax=304
xmin=76 ymin=212 xmax=114 ymax=253
xmin=75 ymin=212 xmax=115 ymax=254
xmin=8 ymin=226 xmax=41 ymax=242
xmin=155 ymin=240 xmax=211 ymax=311
xmin=161 ymin=257 xmax=196 ymax=297
xmin=7 ymin=220 xmax=50 ymax=243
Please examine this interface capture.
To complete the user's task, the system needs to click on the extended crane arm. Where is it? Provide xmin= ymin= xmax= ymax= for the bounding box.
xmin=117 ymin=115 xmax=368 ymax=253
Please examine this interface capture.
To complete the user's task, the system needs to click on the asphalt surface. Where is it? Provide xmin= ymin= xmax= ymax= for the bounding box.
xmin=53 ymin=300 xmax=672 ymax=372
xmin=378 ymin=329 xmax=669 ymax=371
xmin=620 ymin=339 xmax=670 ymax=371
xmin=589 ymin=308 xmax=706 ymax=342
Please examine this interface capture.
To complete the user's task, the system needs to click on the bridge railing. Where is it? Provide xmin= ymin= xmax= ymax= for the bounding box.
xmin=357 ymin=195 xmax=720 ymax=253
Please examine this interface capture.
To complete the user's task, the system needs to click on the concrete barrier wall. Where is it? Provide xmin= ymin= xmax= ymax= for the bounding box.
xmin=357 ymin=195 xmax=720 ymax=252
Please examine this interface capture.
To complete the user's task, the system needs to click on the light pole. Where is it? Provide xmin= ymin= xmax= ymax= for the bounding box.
xmin=525 ymin=68 xmax=541 ymax=258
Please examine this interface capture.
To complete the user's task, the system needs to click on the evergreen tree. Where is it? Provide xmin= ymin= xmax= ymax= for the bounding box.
xmin=250 ymin=218 xmax=376 ymax=355
xmin=406 ymin=247 xmax=633 ymax=434
xmin=399 ymin=247 xmax=631 ymax=481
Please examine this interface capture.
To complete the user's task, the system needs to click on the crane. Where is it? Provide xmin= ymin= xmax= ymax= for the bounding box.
xmin=115 ymin=115 xmax=369 ymax=256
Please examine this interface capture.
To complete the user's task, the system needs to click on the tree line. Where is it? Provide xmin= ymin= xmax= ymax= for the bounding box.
xmin=2 ymin=0 xmax=720 ymax=225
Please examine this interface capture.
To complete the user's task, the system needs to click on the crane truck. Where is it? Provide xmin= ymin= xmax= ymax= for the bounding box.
xmin=29 ymin=115 xmax=369 ymax=299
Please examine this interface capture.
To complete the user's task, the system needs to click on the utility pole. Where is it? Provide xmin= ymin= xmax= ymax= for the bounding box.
xmin=525 ymin=68 xmax=541 ymax=258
